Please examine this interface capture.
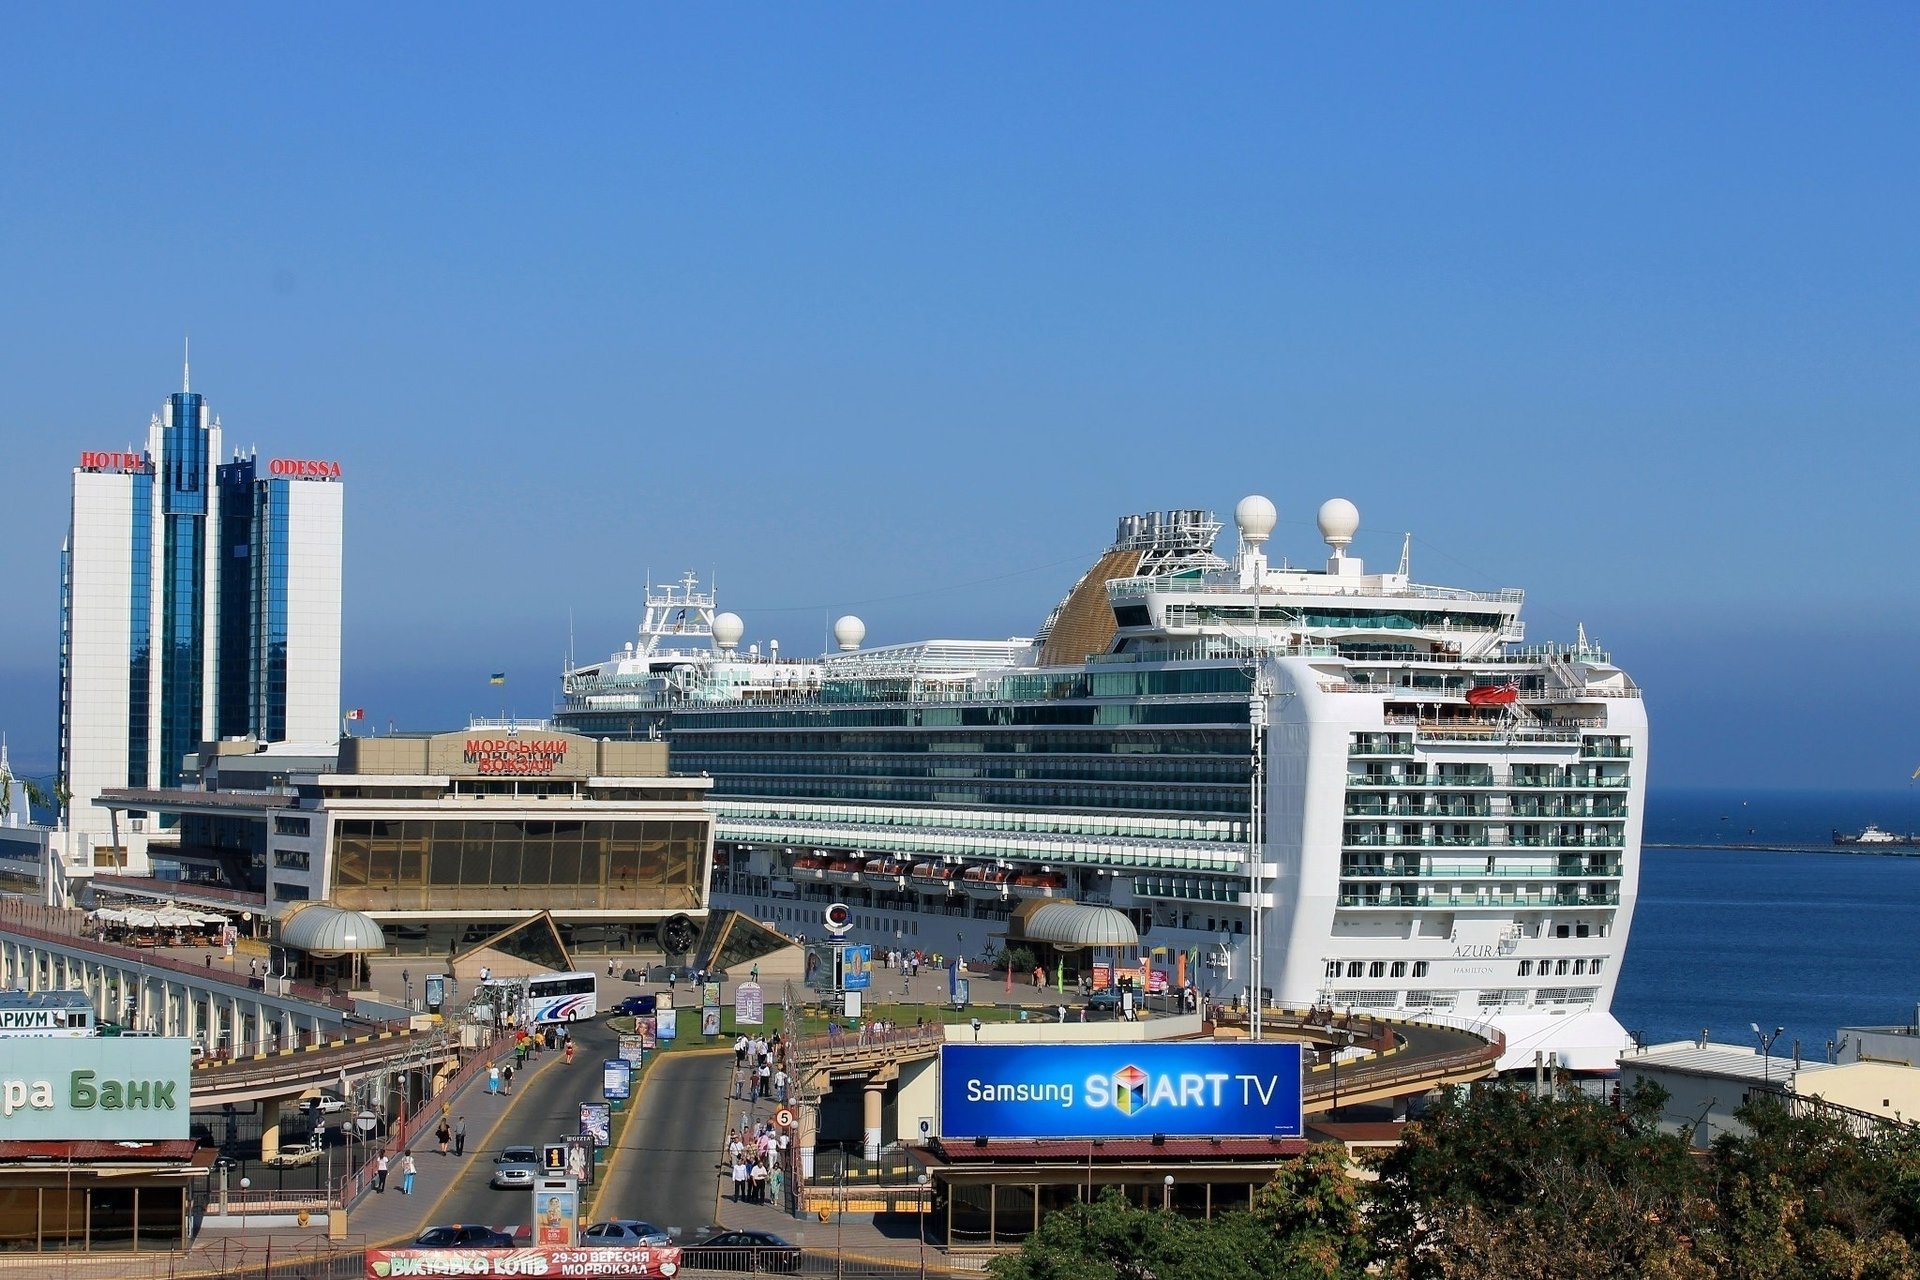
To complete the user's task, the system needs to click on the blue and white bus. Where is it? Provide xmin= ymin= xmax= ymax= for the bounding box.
xmin=481 ymin=972 xmax=597 ymax=1024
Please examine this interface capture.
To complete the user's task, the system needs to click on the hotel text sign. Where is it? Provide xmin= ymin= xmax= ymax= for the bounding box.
xmin=78 ymin=451 xmax=148 ymax=473
xmin=939 ymin=1042 xmax=1303 ymax=1141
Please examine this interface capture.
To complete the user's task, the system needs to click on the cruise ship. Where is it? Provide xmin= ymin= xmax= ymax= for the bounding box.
xmin=557 ymin=497 xmax=1647 ymax=1072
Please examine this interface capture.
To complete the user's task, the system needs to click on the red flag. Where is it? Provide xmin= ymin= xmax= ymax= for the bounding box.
xmin=1466 ymin=685 xmax=1517 ymax=706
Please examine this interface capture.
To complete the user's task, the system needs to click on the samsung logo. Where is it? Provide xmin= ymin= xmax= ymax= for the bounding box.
xmin=966 ymin=1080 xmax=1073 ymax=1106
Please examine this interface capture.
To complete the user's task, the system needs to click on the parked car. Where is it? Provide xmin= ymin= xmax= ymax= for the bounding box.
xmin=1084 ymin=989 xmax=1122 ymax=1013
xmin=583 ymin=1219 xmax=673 ymax=1247
xmin=304 ymin=1094 xmax=348 ymax=1115
xmin=610 ymin=994 xmax=658 ymax=1017
xmin=491 ymin=1145 xmax=540 ymax=1189
xmin=681 ymin=1230 xmax=802 ymax=1272
xmin=415 ymin=1225 xmax=515 ymax=1249
xmin=263 ymin=1140 xmax=323 ymax=1168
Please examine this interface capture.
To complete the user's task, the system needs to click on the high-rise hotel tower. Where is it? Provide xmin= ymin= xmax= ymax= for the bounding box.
xmin=57 ymin=368 xmax=344 ymax=855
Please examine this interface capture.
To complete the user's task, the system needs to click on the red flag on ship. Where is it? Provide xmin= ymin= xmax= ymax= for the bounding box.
xmin=1466 ymin=684 xmax=1518 ymax=706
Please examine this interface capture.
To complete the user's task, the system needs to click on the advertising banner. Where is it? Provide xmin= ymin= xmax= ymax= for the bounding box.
xmin=702 ymin=981 xmax=721 ymax=1009
xmin=938 ymin=1042 xmax=1304 ymax=1140
xmin=734 ymin=981 xmax=764 ymax=1026
xmin=656 ymin=1009 xmax=676 ymax=1042
xmin=366 ymin=1248 xmax=682 ymax=1278
xmin=423 ymin=975 xmax=446 ymax=1014
xmin=803 ymin=943 xmax=835 ymax=990
xmin=700 ymin=1007 xmax=721 ymax=1037
xmin=602 ymin=1058 xmax=631 ymax=1102
xmin=1092 ymin=962 xmax=1112 ymax=991
xmin=564 ymin=1134 xmax=595 ymax=1185
xmin=579 ymin=1103 xmax=611 ymax=1147
xmin=639 ymin=1017 xmax=657 ymax=1050
xmin=841 ymin=943 xmax=872 ymax=991
xmin=618 ymin=1034 xmax=645 ymax=1065
xmin=531 ymin=1177 xmax=578 ymax=1248
xmin=0 ymin=1038 xmax=191 ymax=1141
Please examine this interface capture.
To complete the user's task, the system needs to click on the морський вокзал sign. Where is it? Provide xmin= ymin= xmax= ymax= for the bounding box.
xmin=938 ymin=1042 xmax=1303 ymax=1141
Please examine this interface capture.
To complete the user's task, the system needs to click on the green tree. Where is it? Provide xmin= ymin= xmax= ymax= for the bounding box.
xmin=987 ymin=1188 xmax=1285 ymax=1280
xmin=1707 ymin=1094 xmax=1920 ymax=1279
xmin=1369 ymin=1080 xmax=1709 ymax=1279
xmin=1249 ymin=1141 xmax=1374 ymax=1277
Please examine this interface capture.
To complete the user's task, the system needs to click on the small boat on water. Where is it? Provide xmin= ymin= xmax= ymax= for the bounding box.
xmin=1833 ymin=824 xmax=1920 ymax=846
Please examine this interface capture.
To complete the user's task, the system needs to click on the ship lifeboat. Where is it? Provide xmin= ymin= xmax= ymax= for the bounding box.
xmin=864 ymin=858 xmax=910 ymax=887
xmin=909 ymin=862 xmax=957 ymax=890
xmin=960 ymin=864 xmax=1014 ymax=899
xmin=1009 ymin=871 xmax=1070 ymax=899
xmin=790 ymin=855 xmax=830 ymax=879
xmin=825 ymin=858 xmax=865 ymax=884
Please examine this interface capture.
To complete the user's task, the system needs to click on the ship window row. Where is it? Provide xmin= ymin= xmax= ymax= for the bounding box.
xmin=1161 ymin=604 xmax=1507 ymax=631
xmin=1341 ymin=858 xmax=1621 ymax=879
xmin=676 ymin=729 xmax=1247 ymax=758
xmin=722 ymin=801 xmax=1245 ymax=843
xmin=674 ymin=701 xmax=1252 ymax=731
xmin=1324 ymin=987 xmax=1601 ymax=1011
xmin=1348 ymin=771 xmax=1629 ymax=789
xmin=1345 ymin=801 xmax=1627 ymax=818
xmin=1325 ymin=958 xmax=1604 ymax=980
xmin=706 ymin=774 xmax=1248 ymax=816
xmin=1338 ymin=885 xmax=1620 ymax=908
xmin=681 ymin=751 xmax=1248 ymax=786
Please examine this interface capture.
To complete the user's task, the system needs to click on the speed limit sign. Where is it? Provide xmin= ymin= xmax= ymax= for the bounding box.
xmin=774 ymin=1107 xmax=795 ymax=1130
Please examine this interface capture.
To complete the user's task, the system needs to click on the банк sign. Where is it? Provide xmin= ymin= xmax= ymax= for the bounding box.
xmin=938 ymin=1042 xmax=1303 ymax=1140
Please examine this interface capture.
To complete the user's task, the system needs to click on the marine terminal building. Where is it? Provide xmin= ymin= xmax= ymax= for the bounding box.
xmin=95 ymin=725 xmax=715 ymax=960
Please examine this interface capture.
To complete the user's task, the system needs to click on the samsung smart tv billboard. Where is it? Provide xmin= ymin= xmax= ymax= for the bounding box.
xmin=939 ymin=1042 xmax=1304 ymax=1141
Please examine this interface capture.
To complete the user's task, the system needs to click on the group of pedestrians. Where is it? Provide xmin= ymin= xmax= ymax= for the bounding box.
xmin=372 ymin=1151 xmax=418 ymax=1195
xmin=730 ymin=1032 xmax=790 ymax=1105
xmin=726 ymin=1122 xmax=789 ymax=1204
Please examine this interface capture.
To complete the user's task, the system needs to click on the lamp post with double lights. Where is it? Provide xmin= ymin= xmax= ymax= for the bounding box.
xmin=1752 ymin=1023 xmax=1785 ymax=1086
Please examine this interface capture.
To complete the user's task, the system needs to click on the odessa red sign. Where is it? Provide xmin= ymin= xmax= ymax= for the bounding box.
xmin=464 ymin=738 xmax=572 ymax=776
xmin=270 ymin=458 xmax=343 ymax=479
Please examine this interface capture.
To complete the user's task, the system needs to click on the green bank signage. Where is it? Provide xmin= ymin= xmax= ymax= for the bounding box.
xmin=0 ymin=1039 xmax=191 ymax=1141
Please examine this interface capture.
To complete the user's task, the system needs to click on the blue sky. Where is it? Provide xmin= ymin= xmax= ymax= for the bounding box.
xmin=1 ymin=5 xmax=1915 ymax=790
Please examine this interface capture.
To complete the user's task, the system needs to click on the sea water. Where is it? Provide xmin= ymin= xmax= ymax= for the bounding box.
xmin=1613 ymin=788 xmax=1920 ymax=1054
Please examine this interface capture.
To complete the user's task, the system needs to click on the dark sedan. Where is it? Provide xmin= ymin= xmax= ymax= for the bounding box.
xmin=681 ymin=1230 xmax=802 ymax=1272
xmin=414 ymin=1224 xmax=515 ymax=1249
xmin=611 ymin=994 xmax=659 ymax=1017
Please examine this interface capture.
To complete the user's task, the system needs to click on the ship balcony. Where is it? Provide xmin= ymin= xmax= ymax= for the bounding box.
xmin=1505 ymin=804 xmax=1628 ymax=819
xmin=1345 ymin=803 xmax=1491 ymax=817
xmin=1341 ymin=860 xmax=1621 ymax=879
xmin=1337 ymin=890 xmax=1623 ymax=909
xmin=1348 ymin=737 xmax=1414 ymax=757
xmin=1347 ymin=774 xmax=1497 ymax=789
xmin=1132 ymin=877 xmax=1243 ymax=903
xmin=1509 ymin=775 xmax=1631 ymax=790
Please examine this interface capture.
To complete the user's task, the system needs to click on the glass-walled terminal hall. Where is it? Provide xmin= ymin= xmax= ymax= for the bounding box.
xmin=96 ymin=725 xmax=716 ymax=958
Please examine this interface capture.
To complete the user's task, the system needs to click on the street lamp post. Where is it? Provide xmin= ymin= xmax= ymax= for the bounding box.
xmin=1752 ymin=1023 xmax=1785 ymax=1086
xmin=917 ymin=1173 xmax=931 ymax=1280
xmin=1161 ymin=1174 xmax=1174 ymax=1213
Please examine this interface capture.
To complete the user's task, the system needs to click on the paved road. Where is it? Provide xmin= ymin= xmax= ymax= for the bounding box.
xmin=598 ymin=1049 xmax=734 ymax=1243
xmin=408 ymin=1021 xmax=616 ymax=1235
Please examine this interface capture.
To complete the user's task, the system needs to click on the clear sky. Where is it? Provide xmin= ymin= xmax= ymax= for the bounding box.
xmin=1 ymin=5 xmax=1916 ymax=791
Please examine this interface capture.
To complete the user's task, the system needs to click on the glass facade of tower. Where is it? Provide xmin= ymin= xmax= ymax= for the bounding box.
xmin=216 ymin=458 xmax=256 ymax=740
xmin=254 ymin=480 xmax=291 ymax=742
xmin=127 ymin=479 xmax=153 ymax=789
xmin=158 ymin=392 xmax=207 ymax=792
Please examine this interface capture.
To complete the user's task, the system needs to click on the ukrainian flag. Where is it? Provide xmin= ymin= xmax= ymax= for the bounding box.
xmin=489 ymin=673 xmax=507 ymax=685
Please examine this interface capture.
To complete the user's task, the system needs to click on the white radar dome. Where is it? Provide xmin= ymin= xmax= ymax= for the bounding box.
xmin=712 ymin=612 xmax=745 ymax=652
xmin=1317 ymin=497 xmax=1360 ymax=549
xmin=1235 ymin=495 xmax=1277 ymax=546
xmin=833 ymin=615 xmax=867 ymax=651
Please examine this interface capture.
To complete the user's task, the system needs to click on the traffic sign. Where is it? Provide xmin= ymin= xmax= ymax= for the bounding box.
xmin=774 ymin=1107 xmax=795 ymax=1130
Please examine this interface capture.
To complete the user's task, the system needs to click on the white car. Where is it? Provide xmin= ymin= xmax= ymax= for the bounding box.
xmin=305 ymin=1095 xmax=348 ymax=1115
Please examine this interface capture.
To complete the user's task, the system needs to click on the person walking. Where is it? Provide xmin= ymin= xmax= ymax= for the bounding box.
xmin=436 ymin=1120 xmax=451 ymax=1156
xmin=503 ymin=1063 xmax=515 ymax=1095
xmin=564 ymin=1040 xmax=575 ymax=1066
xmin=607 ymin=957 xmax=616 ymax=978
xmin=374 ymin=1152 xmax=389 ymax=1193
xmin=454 ymin=1115 xmax=467 ymax=1156
xmin=400 ymin=1152 xmax=417 ymax=1195
xmin=488 ymin=1066 xmax=500 ymax=1095
xmin=732 ymin=1155 xmax=749 ymax=1202
xmin=750 ymin=1159 xmax=767 ymax=1204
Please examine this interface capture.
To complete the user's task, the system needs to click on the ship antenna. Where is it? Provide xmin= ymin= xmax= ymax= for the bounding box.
xmin=1397 ymin=532 xmax=1411 ymax=577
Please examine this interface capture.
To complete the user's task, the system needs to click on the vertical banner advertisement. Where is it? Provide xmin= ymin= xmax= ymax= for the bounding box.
xmin=841 ymin=943 xmax=873 ymax=990
xmin=618 ymin=1034 xmax=646 ymax=1065
xmin=579 ymin=1103 xmax=611 ymax=1148
xmin=532 ymin=1178 xmax=578 ymax=1248
xmin=603 ymin=1058 xmax=632 ymax=1103
xmin=701 ymin=1007 xmax=722 ymax=1037
xmin=702 ymin=981 xmax=721 ymax=1009
xmin=734 ymin=981 xmax=764 ymax=1026
xmin=564 ymin=1134 xmax=595 ymax=1185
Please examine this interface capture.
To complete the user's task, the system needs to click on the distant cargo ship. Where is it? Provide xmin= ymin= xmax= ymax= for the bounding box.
xmin=1832 ymin=824 xmax=1920 ymax=847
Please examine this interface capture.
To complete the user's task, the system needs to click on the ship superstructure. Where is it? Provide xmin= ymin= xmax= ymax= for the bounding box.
xmin=558 ymin=497 xmax=1647 ymax=1071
